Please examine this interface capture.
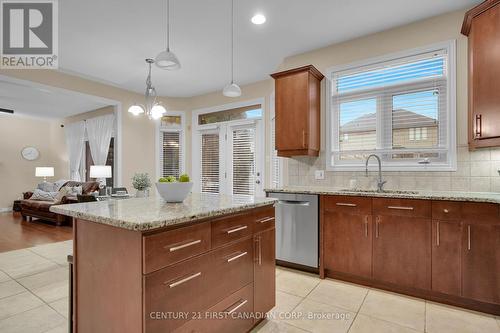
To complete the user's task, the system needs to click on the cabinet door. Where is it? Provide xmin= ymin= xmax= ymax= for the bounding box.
xmin=275 ymin=72 xmax=309 ymax=151
xmin=373 ymin=215 xmax=431 ymax=290
xmin=431 ymin=220 xmax=462 ymax=296
xmin=470 ymin=3 xmax=500 ymax=143
xmin=462 ymin=223 xmax=500 ymax=304
xmin=254 ymin=228 xmax=276 ymax=316
xmin=323 ymin=212 xmax=372 ymax=278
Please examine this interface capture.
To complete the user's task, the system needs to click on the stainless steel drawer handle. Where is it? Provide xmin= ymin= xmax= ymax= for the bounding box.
xmin=167 ymin=272 xmax=202 ymax=288
xmin=227 ymin=251 xmax=248 ymax=263
xmin=387 ymin=206 xmax=414 ymax=211
xmin=277 ymin=200 xmax=310 ymax=206
xmin=257 ymin=217 xmax=274 ymax=224
xmin=226 ymin=225 xmax=248 ymax=234
xmin=225 ymin=299 xmax=248 ymax=314
xmin=167 ymin=239 xmax=202 ymax=252
xmin=336 ymin=203 xmax=357 ymax=207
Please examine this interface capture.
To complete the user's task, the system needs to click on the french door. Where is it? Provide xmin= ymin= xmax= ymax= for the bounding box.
xmin=196 ymin=120 xmax=264 ymax=197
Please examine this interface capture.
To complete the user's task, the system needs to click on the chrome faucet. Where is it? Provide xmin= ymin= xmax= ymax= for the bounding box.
xmin=365 ymin=154 xmax=387 ymax=193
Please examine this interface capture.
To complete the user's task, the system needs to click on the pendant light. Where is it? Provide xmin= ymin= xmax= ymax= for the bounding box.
xmin=223 ymin=0 xmax=241 ymax=97
xmin=128 ymin=58 xmax=166 ymax=120
xmin=155 ymin=0 xmax=181 ymax=70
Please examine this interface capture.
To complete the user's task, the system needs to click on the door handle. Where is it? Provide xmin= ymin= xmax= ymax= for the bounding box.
xmin=336 ymin=203 xmax=357 ymax=207
xmin=277 ymin=200 xmax=310 ymax=206
xmin=467 ymin=225 xmax=471 ymax=251
xmin=475 ymin=114 xmax=482 ymax=138
xmin=226 ymin=251 xmax=248 ymax=263
xmin=364 ymin=216 xmax=369 ymax=238
xmin=226 ymin=225 xmax=248 ymax=234
xmin=166 ymin=239 xmax=202 ymax=252
xmin=166 ymin=272 xmax=202 ymax=288
xmin=225 ymin=299 xmax=248 ymax=314
xmin=436 ymin=222 xmax=440 ymax=247
xmin=375 ymin=216 xmax=380 ymax=238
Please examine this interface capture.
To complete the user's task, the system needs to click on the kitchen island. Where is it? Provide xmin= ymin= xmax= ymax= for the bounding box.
xmin=51 ymin=193 xmax=277 ymax=333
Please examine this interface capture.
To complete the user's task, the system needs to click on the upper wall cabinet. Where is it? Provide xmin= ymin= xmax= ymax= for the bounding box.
xmin=462 ymin=0 xmax=500 ymax=149
xmin=271 ymin=65 xmax=324 ymax=157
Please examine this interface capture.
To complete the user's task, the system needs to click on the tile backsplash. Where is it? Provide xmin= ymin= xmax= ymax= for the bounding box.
xmin=285 ymin=146 xmax=500 ymax=193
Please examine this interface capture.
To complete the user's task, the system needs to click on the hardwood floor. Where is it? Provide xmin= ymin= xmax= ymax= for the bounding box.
xmin=0 ymin=212 xmax=72 ymax=253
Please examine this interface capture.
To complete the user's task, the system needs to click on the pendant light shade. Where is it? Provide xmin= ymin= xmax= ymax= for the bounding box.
xmin=156 ymin=0 xmax=180 ymax=70
xmin=223 ymin=0 xmax=241 ymax=97
xmin=150 ymin=104 xmax=167 ymax=119
xmin=155 ymin=48 xmax=180 ymax=70
xmin=223 ymin=82 xmax=242 ymax=97
xmin=128 ymin=104 xmax=145 ymax=116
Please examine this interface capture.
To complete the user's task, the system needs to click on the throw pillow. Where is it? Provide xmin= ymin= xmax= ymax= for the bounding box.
xmin=37 ymin=182 xmax=55 ymax=192
xmin=65 ymin=186 xmax=83 ymax=197
xmin=54 ymin=186 xmax=70 ymax=204
xmin=54 ymin=180 xmax=69 ymax=191
xmin=30 ymin=189 xmax=59 ymax=201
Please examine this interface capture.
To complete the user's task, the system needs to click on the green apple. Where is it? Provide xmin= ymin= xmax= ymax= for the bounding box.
xmin=159 ymin=176 xmax=176 ymax=183
xmin=179 ymin=174 xmax=190 ymax=182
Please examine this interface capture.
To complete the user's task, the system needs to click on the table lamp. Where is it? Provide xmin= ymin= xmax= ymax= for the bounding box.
xmin=89 ymin=165 xmax=112 ymax=195
xmin=35 ymin=167 xmax=54 ymax=182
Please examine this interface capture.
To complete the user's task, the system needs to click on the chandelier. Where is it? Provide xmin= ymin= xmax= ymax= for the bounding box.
xmin=128 ymin=58 xmax=167 ymax=120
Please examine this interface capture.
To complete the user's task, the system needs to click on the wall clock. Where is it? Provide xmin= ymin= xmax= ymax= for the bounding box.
xmin=21 ymin=146 xmax=40 ymax=161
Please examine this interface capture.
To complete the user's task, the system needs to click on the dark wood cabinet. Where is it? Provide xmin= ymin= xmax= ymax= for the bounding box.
xmin=320 ymin=195 xmax=500 ymax=315
xmin=254 ymin=227 xmax=276 ymax=317
xmin=270 ymin=65 xmax=324 ymax=157
xmin=431 ymin=220 xmax=462 ymax=296
xmin=323 ymin=212 xmax=372 ymax=278
xmin=462 ymin=0 xmax=500 ymax=148
xmin=462 ymin=223 xmax=500 ymax=304
xmin=372 ymin=215 xmax=431 ymax=290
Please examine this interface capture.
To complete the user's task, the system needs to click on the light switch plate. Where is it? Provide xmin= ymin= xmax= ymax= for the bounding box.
xmin=315 ymin=170 xmax=325 ymax=180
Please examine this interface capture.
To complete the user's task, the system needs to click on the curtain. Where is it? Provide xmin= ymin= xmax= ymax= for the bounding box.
xmin=85 ymin=114 xmax=115 ymax=165
xmin=65 ymin=121 xmax=85 ymax=181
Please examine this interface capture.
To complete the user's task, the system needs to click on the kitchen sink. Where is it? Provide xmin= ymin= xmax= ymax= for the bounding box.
xmin=339 ymin=189 xmax=419 ymax=195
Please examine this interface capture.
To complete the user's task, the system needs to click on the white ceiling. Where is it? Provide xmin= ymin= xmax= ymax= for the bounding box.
xmin=0 ymin=78 xmax=110 ymax=119
xmin=59 ymin=0 xmax=480 ymax=97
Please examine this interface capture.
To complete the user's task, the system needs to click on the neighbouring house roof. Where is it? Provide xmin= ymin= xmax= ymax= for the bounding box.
xmin=341 ymin=109 xmax=438 ymax=133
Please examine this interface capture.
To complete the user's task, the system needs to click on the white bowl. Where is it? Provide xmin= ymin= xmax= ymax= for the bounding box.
xmin=155 ymin=182 xmax=193 ymax=203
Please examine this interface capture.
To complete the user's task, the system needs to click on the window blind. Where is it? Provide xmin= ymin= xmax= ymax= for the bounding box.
xmin=330 ymin=47 xmax=452 ymax=168
xmin=161 ymin=131 xmax=181 ymax=178
xmin=232 ymin=128 xmax=256 ymax=196
xmin=271 ymin=117 xmax=281 ymax=188
xmin=201 ymin=133 xmax=220 ymax=193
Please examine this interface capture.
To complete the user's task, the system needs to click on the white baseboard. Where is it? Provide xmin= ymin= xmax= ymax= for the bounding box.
xmin=0 ymin=208 xmax=12 ymax=213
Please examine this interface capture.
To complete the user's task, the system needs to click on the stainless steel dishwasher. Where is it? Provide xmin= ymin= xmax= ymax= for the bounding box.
xmin=267 ymin=192 xmax=318 ymax=269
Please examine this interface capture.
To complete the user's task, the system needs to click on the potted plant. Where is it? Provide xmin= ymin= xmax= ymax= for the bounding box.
xmin=132 ymin=173 xmax=152 ymax=198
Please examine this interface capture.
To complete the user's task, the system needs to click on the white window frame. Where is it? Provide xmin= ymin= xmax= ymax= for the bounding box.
xmin=155 ymin=111 xmax=186 ymax=181
xmin=269 ymin=92 xmax=283 ymax=188
xmin=325 ymin=40 xmax=457 ymax=172
xmin=191 ymin=98 xmax=266 ymax=196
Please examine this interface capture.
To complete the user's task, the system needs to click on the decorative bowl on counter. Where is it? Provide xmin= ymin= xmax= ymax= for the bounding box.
xmin=155 ymin=182 xmax=193 ymax=203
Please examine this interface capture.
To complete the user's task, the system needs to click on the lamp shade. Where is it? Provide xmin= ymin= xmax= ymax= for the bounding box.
xmin=35 ymin=167 xmax=54 ymax=178
xmin=223 ymin=82 xmax=242 ymax=97
xmin=155 ymin=49 xmax=181 ymax=70
xmin=89 ymin=165 xmax=112 ymax=179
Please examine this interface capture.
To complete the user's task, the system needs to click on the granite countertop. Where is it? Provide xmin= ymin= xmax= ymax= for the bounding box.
xmin=50 ymin=193 xmax=276 ymax=231
xmin=264 ymin=186 xmax=500 ymax=204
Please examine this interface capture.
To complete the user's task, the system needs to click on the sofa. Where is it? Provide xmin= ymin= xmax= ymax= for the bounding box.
xmin=21 ymin=181 xmax=100 ymax=226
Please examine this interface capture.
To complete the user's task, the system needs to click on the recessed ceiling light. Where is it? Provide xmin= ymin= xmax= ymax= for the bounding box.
xmin=251 ymin=14 xmax=266 ymax=25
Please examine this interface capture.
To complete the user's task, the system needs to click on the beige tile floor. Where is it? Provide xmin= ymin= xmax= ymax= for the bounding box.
xmin=0 ymin=241 xmax=498 ymax=333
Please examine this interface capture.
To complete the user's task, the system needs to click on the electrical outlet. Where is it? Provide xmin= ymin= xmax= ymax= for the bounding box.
xmin=315 ymin=170 xmax=325 ymax=180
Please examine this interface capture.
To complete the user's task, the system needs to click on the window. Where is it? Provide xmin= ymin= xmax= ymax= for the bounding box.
xmin=192 ymin=100 xmax=265 ymax=196
xmin=327 ymin=41 xmax=456 ymax=171
xmin=270 ymin=93 xmax=282 ymax=189
xmin=158 ymin=113 xmax=185 ymax=179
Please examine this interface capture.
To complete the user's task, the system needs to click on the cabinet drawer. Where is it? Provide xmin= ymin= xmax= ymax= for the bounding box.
xmin=175 ymin=283 xmax=254 ymax=333
xmin=143 ymin=222 xmax=211 ymax=274
xmin=432 ymin=201 xmax=462 ymax=220
xmin=461 ymin=202 xmax=499 ymax=221
xmin=211 ymin=213 xmax=253 ymax=248
xmin=145 ymin=253 xmax=213 ymax=333
xmin=210 ymin=237 xmax=254 ymax=304
xmin=373 ymin=198 xmax=431 ymax=218
xmin=322 ymin=195 xmax=372 ymax=215
xmin=253 ymin=207 xmax=275 ymax=234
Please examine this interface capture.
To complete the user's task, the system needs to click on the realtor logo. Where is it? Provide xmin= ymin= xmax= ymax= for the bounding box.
xmin=1 ymin=0 xmax=58 ymax=68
